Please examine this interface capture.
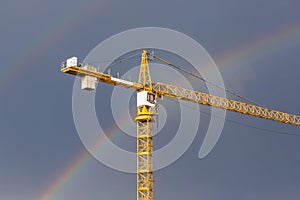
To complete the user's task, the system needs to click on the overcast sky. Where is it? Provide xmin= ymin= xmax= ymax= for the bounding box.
xmin=1 ymin=0 xmax=300 ymax=200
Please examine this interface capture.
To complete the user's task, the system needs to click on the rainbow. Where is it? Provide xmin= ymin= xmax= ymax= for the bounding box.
xmin=0 ymin=1 xmax=110 ymax=88
xmin=38 ymin=108 xmax=134 ymax=200
xmin=38 ymin=150 xmax=90 ymax=200
xmin=215 ymin=23 xmax=300 ymax=67
xmin=37 ymin=22 xmax=300 ymax=199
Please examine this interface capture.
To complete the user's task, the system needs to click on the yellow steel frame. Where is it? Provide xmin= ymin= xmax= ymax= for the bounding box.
xmin=138 ymin=50 xmax=152 ymax=91
xmin=60 ymin=50 xmax=300 ymax=200
xmin=61 ymin=65 xmax=143 ymax=90
xmin=136 ymin=50 xmax=154 ymax=200
xmin=61 ymin=57 xmax=300 ymax=128
xmin=153 ymin=82 xmax=300 ymax=126
xmin=136 ymin=106 xmax=154 ymax=200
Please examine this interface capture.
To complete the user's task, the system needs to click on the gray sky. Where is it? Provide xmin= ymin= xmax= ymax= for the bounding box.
xmin=1 ymin=0 xmax=300 ymax=199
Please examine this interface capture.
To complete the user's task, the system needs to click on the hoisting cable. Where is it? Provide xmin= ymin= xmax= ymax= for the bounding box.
xmin=86 ymin=52 xmax=141 ymax=68
xmin=152 ymin=55 xmax=263 ymax=107
xmin=109 ymin=52 xmax=141 ymax=67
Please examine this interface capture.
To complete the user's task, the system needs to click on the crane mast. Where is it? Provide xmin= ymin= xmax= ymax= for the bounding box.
xmin=135 ymin=50 xmax=155 ymax=200
xmin=60 ymin=50 xmax=300 ymax=200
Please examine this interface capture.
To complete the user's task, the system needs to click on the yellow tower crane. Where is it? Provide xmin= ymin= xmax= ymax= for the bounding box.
xmin=61 ymin=50 xmax=300 ymax=200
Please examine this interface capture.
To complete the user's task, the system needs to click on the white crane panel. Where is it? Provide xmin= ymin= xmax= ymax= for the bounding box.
xmin=81 ymin=65 xmax=96 ymax=91
xmin=137 ymin=91 xmax=156 ymax=107
xmin=111 ymin=77 xmax=134 ymax=86
xmin=66 ymin=57 xmax=78 ymax=67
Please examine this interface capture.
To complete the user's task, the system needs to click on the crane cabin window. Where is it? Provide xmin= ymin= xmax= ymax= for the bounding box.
xmin=147 ymin=92 xmax=155 ymax=104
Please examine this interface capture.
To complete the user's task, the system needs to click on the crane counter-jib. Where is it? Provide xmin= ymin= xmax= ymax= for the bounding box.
xmin=60 ymin=65 xmax=143 ymax=90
